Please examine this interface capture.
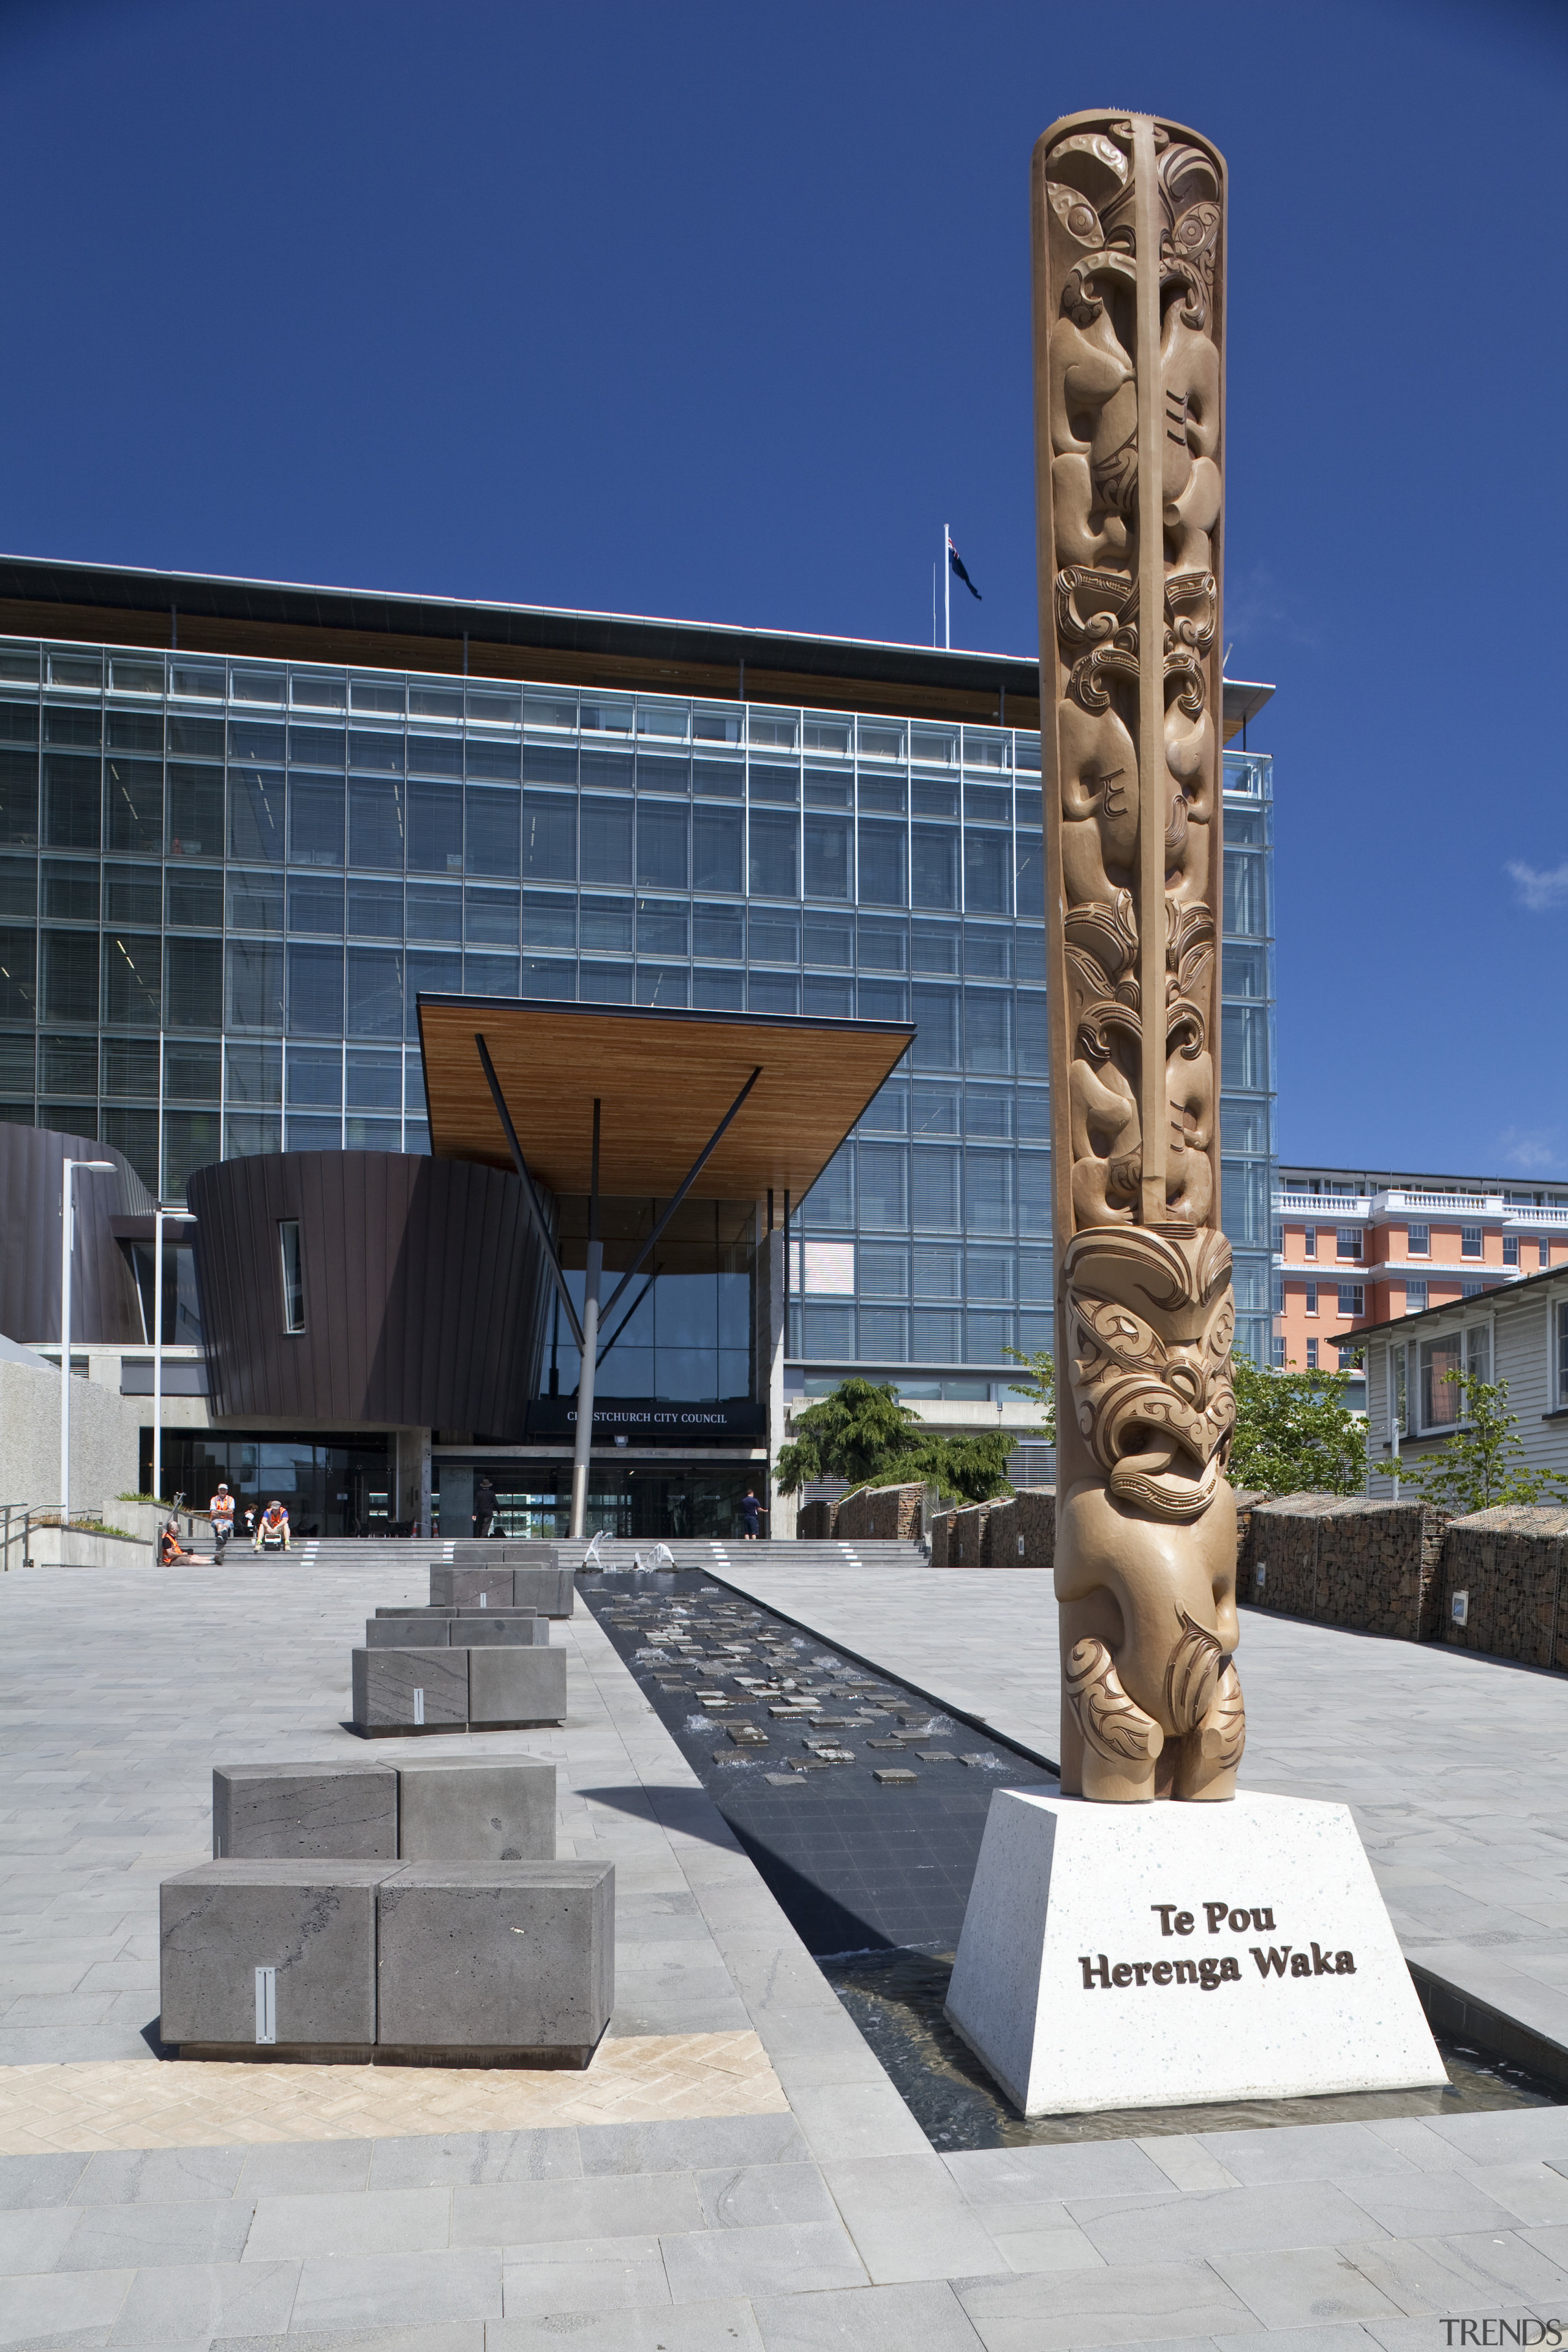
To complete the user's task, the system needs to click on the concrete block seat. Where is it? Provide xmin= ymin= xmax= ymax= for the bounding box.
xmin=450 ymin=1540 xmax=560 ymax=1569
xmin=371 ymin=1604 xmax=541 ymax=1619
xmin=351 ymin=1647 xmax=469 ymax=1735
xmin=460 ymin=1615 xmax=550 ymax=1646
xmin=162 ymin=1860 xmax=391 ymax=2057
xmin=213 ymin=1764 xmax=397 ymax=1860
xmin=350 ymin=1644 xmax=567 ymax=1734
xmin=398 ymin=1757 xmax=556 ymax=1861
xmin=377 ymin=1861 xmax=612 ymax=2065
xmin=431 ymin=1562 xmax=575 ymax=1616
xmin=213 ymin=1759 xmax=556 ymax=1862
xmin=430 ymin=1564 xmax=514 ymax=1610
xmin=162 ymin=1850 xmax=608 ymax=2065
xmin=365 ymin=1613 xmax=548 ymax=1647
xmin=365 ymin=1616 xmax=452 ymax=1647
xmin=469 ymin=1644 xmax=568 ymax=1726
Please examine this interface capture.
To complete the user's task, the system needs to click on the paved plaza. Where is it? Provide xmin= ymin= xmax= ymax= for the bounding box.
xmin=2 ymin=1553 xmax=1568 ymax=2350
xmin=718 ymin=1561 xmax=1568 ymax=2066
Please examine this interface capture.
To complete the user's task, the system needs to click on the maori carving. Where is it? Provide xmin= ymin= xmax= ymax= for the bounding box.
xmin=1033 ymin=111 xmax=1242 ymax=1801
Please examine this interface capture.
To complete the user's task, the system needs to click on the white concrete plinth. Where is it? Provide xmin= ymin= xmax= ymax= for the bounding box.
xmin=946 ymin=1789 xmax=1446 ymax=2117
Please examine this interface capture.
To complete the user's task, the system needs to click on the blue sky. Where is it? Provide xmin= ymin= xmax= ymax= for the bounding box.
xmin=4 ymin=0 xmax=1565 ymax=1178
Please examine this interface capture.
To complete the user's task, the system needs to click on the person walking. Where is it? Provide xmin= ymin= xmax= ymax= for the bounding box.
xmin=208 ymin=1482 xmax=235 ymax=1562
xmin=473 ymin=1474 xmax=498 ymax=1539
xmin=254 ymin=1499 xmax=291 ymax=1553
xmin=740 ymin=1488 xmax=764 ymax=1541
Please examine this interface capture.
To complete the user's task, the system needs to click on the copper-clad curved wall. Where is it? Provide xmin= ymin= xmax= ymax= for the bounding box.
xmin=187 ymin=1152 xmax=552 ymax=1432
xmin=0 ymin=1124 xmax=152 ymax=1346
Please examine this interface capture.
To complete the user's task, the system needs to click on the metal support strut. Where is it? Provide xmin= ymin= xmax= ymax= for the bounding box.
xmin=569 ymin=1101 xmax=602 ymax=1542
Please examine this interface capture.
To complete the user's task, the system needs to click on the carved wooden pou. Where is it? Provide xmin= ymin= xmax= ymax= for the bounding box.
xmin=1033 ymin=111 xmax=1243 ymax=1801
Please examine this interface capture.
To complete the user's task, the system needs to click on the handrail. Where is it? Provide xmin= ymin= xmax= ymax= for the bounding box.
xmin=0 ymin=1503 xmax=194 ymax=1570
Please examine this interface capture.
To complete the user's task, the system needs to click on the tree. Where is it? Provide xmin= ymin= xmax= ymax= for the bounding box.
xmin=1004 ymin=1344 xmax=1057 ymax=1447
xmin=773 ymin=1376 xmax=1020 ymax=1506
xmin=1228 ymin=1356 xmax=1366 ymax=1497
xmin=1385 ymin=1365 xmax=1567 ymax=1516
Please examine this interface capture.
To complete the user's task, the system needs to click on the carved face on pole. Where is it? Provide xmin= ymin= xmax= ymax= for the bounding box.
xmin=1033 ymin=111 xmax=1243 ymax=1802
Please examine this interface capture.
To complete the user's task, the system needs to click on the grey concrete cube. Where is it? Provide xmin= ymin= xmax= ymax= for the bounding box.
xmin=449 ymin=1542 xmax=508 ymax=1568
xmin=376 ymin=1604 xmax=456 ymax=1618
xmin=396 ymin=1758 xmax=557 ymax=1862
xmin=461 ymin=1615 xmax=549 ymax=1646
xmin=512 ymin=1564 xmax=575 ymax=1618
xmin=431 ymin=1564 xmax=515 ymax=1608
xmin=160 ymin=1860 xmax=398 ymax=2053
xmin=454 ymin=1602 xmax=537 ymax=1617
xmin=213 ymin=1763 xmax=398 ymax=1860
xmin=500 ymin=1543 xmax=560 ymax=1567
xmin=351 ymin=1648 xmax=469 ymax=1735
xmin=375 ymin=1860 xmax=612 ymax=2060
xmin=467 ymin=1645 xmax=567 ymax=1726
xmin=365 ymin=1616 xmax=451 ymax=1648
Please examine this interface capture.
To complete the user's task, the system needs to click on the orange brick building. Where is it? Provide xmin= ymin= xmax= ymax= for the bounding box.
xmin=1273 ymin=1165 xmax=1568 ymax=1395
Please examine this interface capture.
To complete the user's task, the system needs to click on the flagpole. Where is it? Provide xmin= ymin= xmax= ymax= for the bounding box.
xmin=943 ymin=524 xmax=951 ymax=650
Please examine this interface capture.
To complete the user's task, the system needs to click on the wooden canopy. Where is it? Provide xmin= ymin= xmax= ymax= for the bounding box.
xmin=416 ymin=995 xmax=914 ymax=1202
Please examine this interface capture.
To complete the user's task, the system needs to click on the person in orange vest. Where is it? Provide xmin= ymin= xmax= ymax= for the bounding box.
xmin=158 ymin=1518 xmax=194 ymax=1566
xmin=254 ymin=1499 xmax=291 ymax=1553
xmin=208 ymin=1483 xmax=236 ymax=1561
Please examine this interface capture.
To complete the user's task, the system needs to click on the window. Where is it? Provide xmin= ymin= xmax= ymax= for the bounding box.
xmin=1503 ymin=1234 xmax=1519 ymax=1267
xmin=1336 ymin=1227 xmax=1363 ymax=1262
xmin=1272 ymin=1276 xmax=1283 ymax=1314
xmin=1559 ymin=1301 xmax=1568 ymax=1406
xmin=278 ymin=1219 xmax=305 ymax=1332
xmin=1271 ymin=1335 xmax=1286 ymax=1367
xmin=1540 ymin=1238 xmax=1551 ymax=1268
xmin=1272 ymin=1223 xmax=1283 ymax=1254
xmin=1305 ymin=1283 xmax=1318 ymax=1315
xmin=1338 ymin=1284 xmax=1365 ymax=1318
xmin=1389 ymin=1343 xmax=1408 ymax=1437
xmin=1462 ymin=1280 xmax=1482 ymax=1298
xmin=1306 ymin=1338 xmax=1319 ymax=1369
xmin=1461 ymin=1223 xmax=1482 ymax=1259
xmin=1303 ymin=1226 xmax=1317 ymax=1259
xmin=1407 ymin=1221 xmax=1430 ymax=1256
xmin=1466 ymin=1325 xmax=1491 ymax=1387
xmin=1404 ymin=1278 xmax=1428 ymax=1313
xmin=1419 ymin=1333 xmax=1462 ymax=1428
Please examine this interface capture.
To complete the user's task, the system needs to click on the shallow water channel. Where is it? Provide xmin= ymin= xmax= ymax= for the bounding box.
xmin=580 ymin=1566 xmax=1562 ymax=2149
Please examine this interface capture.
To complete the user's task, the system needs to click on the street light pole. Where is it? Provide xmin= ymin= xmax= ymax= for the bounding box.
xmin=152 ymin=1204 xmax=165 ymax=1507
xmin=59 ymin=1156 xmax=115 ymax=1528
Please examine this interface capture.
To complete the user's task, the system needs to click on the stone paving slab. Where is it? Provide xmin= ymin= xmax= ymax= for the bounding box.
xmin=4 ymin=1558 xmax=1568 ymax=2351
xmin=714 ymin=1561 xmax=1568 ymax=2061
xmin=0 ymin=2033 xmax=787 ymax=2154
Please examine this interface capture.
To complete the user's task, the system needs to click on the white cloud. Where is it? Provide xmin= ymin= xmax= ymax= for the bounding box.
xmin=1497 ymin=1128 xmax=1562 ymax=1174
xmin=1507 ymin=859 xmax=1568 ymax=910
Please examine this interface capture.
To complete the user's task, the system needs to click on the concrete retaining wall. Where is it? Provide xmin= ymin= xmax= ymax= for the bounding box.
xmin=0 ymin=1355 xmax=143 ymax=1518
xmin=13 ymin=1525 xmax=165 ymax=1571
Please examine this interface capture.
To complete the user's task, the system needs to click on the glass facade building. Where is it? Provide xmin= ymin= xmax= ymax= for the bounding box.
xmin=0 ymin=628 xmax=1276 ymax=1403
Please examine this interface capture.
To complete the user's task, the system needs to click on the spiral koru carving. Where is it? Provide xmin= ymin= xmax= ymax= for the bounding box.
xmin=1034 ymin=110 xmax=1242 ymax=1800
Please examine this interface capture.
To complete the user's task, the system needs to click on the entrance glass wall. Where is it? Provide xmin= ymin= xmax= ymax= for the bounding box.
xmin=140 ymin=1429 xmax=393 ymax=1536
xmin=541 ymin=1196 xmax=754 ymax=1404
xmin=437 ymin=1460 xmax=763 ymax=1540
